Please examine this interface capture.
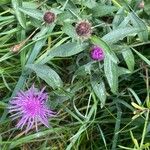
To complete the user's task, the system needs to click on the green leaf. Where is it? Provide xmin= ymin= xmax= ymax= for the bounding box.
xmin=0 ymin=16 xmax=14 ymax=22
xmin=111 ymin=104 xmax=122 ymax=150
xmin=0 ymin=101 xmax=7 ymax=108
xmin=0 ymin=27 xmax=20 ymax=36
xmin=30 ymin=17 xmax=42 ymax=28
xmin=91 ymin=75 xmax=106 ymax=108
xmin=122 ymin=48 xmax=135 ymax=72
xmin=57 ymin=11 xmax=74 ymax=23
xmin=104 ymin=56 xmax=118 ymax=94
xmin=40 ymin=42 xmax=87 ymax=64
xmin=102 ymin=27 xmax=141 ymax=44
xmin=118 ymin=67 xmax=131 ymax=76
xmin=132 ymin=48 xmax=150 ymax=66
xmin=0 ymin=0 xmax=10 ymax=4
xmin=19 ymin=7 xmax=43 ymax=20
xmin=22 ymin=2 xmax=38 ymax=9
xmin=130 ymin=12 xmax=148 ymax=42
xmin=74 ymin=62 xmax=93 ymax=77
xmin=92 ymin=4 xmax=118 ymax=17
xmin=32 ymin=25 xmax=55 ymax=40
xmin=62 ymin=23 xmax=77 ymax=39
xmin=12 ymin=0 xmax=26 ymax=28
xmin=128 ymin=88 xmax=141 ymax=105
xmin=91 ymin=36 xmax=119 ymax=64
xmin=112 ymin=8 xmax=125 ymax=29
xmin=9 ymin=128 xmax=64 ymax=149
xmin=27 ymin=25 xmax=55 ymax=64
xmin=130 ymin=130 xmax=140 ymax=149
xmin=144 ymin=3 xmax=150 ymax=15
xmin=118 ymin=15 xmax=131 ymax=28
xmin=57 ymin=0 xmax=78 ymax=13
xmin=97 ymin=125 xmax=108 ymax=149
xmin=82 ymin=0 xmax=97 ymax=9
xmin=26 ymin=64 xmax=63 ymax=89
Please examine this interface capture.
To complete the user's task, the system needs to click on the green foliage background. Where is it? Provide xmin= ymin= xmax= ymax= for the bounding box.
xmin=0 ymin=0 xmax=150 ymax=149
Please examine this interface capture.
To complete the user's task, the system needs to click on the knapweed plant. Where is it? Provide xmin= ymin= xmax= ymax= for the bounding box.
xmin=0 ymin=0 xmax=150 ymax=149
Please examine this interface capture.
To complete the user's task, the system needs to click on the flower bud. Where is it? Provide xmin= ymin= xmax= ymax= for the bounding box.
xmin=43 ymin=11 xmax=56 ymax=24
xmin=75 ymin=20 xmax=92 ymax=38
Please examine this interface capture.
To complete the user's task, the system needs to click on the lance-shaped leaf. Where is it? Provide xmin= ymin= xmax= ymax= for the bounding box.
xmin=104 ymin=56 xmax=118 ymax=94
xmin=12 ymin=0 xmax=26 ymax=28
xmin=26 ymin=64 xmax=63 ymax=89
xmin=91 ymin=75 xmax=106 ymax=108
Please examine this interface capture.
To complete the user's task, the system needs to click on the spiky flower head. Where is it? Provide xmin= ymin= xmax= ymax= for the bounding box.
xmin=75 ymin=20 xmax=92 ymax=38
xmin=90 ymin=45 xmax=105 ymax=61
xmin=8 ymin=85 xmax=55 ymax=133
xmin=43 ymin=11 xmax=56 ymax=24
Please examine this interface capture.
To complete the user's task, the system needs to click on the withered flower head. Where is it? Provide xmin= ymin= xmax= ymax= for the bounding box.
xmin=138 ymin=1 xmax=144 ymax=9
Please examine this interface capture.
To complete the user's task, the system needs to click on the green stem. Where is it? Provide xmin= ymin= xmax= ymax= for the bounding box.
xmin=140 ymin=109 xmax=149 ymax=148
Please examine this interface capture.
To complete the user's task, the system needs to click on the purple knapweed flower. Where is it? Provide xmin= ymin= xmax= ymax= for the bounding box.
xmin=8 ymin=85 xmax=55 ymax=133
xmin=90 ymin=45 xmax=105 ymax=61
